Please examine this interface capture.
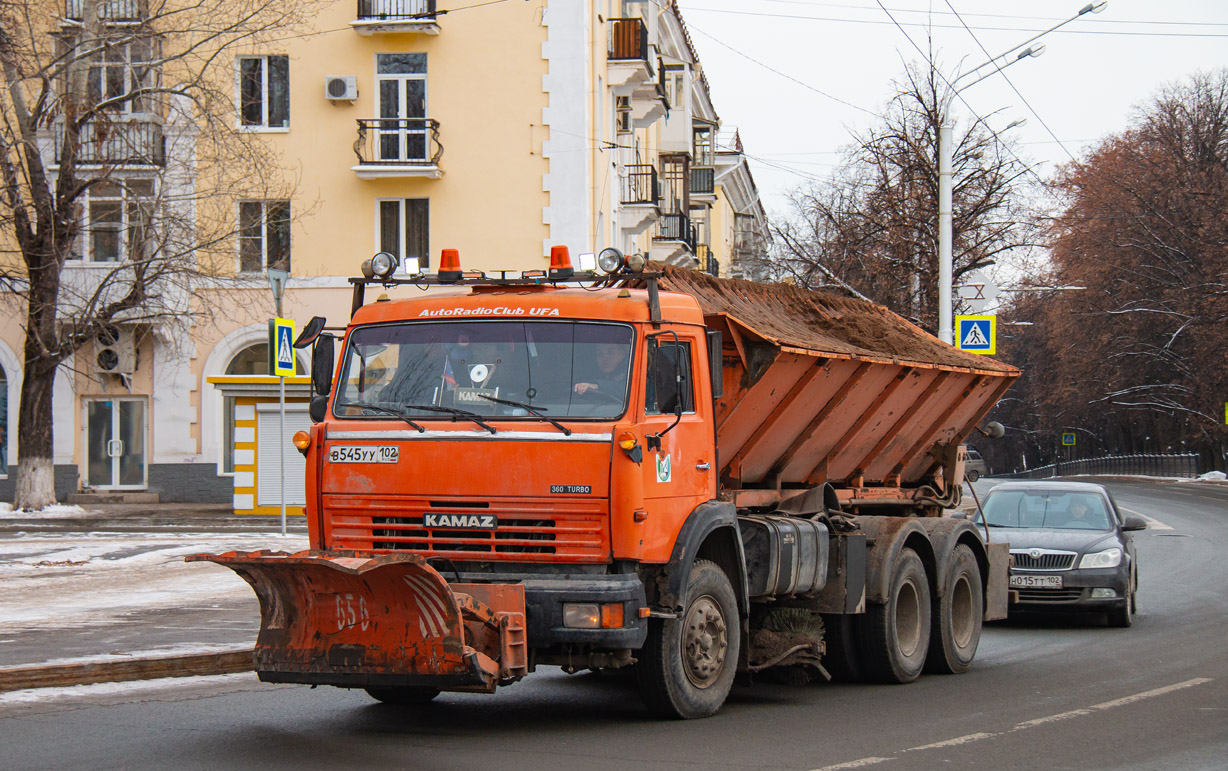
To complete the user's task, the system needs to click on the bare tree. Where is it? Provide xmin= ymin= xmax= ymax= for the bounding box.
xmin=763 ymin=63 xmax=1040 ymax=332
xmin=0 ymin=0 xmax=316 ymax=509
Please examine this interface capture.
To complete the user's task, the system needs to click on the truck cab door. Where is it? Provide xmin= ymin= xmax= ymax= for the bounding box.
xmin=640 ymin=333 xmax=716 ymax=531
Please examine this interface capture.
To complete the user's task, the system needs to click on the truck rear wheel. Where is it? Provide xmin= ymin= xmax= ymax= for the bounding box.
xmin=365 ymin=687 xmax=440 ymax=705
xmin=637 ymin=559 xmax=740 ymax=719
xmin=925 ymin=544 xmax=983 ymax=674
xmin=860 ymin=547 xmax=930 ymax=684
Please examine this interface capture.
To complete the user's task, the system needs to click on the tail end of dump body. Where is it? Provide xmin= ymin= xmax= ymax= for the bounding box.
xmin=187 ymin=550 xmax=528 ymax=692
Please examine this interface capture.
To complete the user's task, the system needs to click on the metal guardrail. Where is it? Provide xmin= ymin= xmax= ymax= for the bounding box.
xmin=622 ymin=163 xmax=659 ymax=205
xmin=691 ymin=166 xmax=715 ymax=195
xmin=64 ymin=0 xmax=144 ymax=21
xmin=996 ymin=453 xmax=1200 ymax=480
xmin=353 ymin=118 xmax=443 ymax=166
xmin=657 ymin=212 xmax=697 ymax=253
xmin=54 ymin=120 xmax=165 ymax=165
xmin=355 ymin=0 xmax=435 ymax=21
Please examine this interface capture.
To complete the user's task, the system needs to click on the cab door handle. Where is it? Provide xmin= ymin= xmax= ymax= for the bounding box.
xmin=696 ymin=462 xmax=710 ymax=471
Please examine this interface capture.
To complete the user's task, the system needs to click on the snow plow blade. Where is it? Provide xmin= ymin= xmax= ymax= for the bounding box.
xmin=187 ymin=550 xmax=527 ymax=692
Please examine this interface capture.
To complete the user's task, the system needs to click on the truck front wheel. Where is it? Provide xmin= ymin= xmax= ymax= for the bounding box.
xmin=637 ymin=559 xmax=740 ymax=719
xmin=365 ymin=687 xmax=440 ymax=705
xmin=860 ymin=547 xmax=931 ymax=684
xmin=925 ymin=544 xmax=983 ymax=674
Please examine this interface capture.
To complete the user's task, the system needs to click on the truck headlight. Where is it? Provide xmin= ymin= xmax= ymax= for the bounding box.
xmin=1079 ymin=547 xmax=1122 ymax=569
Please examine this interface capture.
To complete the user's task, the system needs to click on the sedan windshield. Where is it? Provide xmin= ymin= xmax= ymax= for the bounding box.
xmin=335 ymin=321 xmax=633 ymax=420
xmin=979 ymin=490 xmax=1114 ymax=531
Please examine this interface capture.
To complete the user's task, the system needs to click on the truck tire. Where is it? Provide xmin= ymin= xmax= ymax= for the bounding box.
xmin=365 ymin=687 xmax=440 ymax=705
xmin=637 ymin=559 xmax=740 ymax=719
xmin=859 ymin=547 xmax=931 ymax=684
xmin=818 ymin=613 xmax=865 ymax=683
xmin=925 ymin=544 xmax=983 ymax=674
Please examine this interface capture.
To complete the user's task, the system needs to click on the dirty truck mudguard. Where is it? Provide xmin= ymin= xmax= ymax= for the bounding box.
xmin=189 ymin=550 xmax=528 ymax=691
xmin=655 ymin=500 xmax=748 ymax=617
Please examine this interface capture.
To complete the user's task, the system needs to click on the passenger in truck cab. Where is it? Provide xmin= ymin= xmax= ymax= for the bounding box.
xmin=574 ymin=342 xmax=630 ymax=398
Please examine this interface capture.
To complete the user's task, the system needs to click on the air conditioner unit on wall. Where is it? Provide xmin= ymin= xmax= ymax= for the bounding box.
xmin=94 ymin=325 xmax=136 ymax=375
xmin=324 ymin=76 xmax=358 ymax=102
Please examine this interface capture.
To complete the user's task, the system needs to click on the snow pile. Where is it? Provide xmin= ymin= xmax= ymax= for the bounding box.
xmin=1198 ymin=471 xmax=1227 ymax=482
xmin=0 ymin=503 xmax=88 ymax=518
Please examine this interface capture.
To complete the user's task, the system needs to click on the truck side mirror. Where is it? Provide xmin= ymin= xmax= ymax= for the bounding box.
xmin=312 ymin=334 xmax=334 ymax=397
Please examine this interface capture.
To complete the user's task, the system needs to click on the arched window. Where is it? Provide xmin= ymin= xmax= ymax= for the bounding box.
xmin=222 ymin=343 xmax=304 ymax=472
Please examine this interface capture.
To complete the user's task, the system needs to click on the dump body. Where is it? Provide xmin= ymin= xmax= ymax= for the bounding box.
xmin=651 ymin=267 xmax=1019 ymax=511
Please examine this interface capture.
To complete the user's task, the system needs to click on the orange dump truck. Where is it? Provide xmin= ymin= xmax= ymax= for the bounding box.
xmin=193 ymin=254 xmax=1019 ymax=719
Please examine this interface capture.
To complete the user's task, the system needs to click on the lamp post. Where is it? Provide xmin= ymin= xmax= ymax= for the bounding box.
xmin=936 ymin=1 xmax=1107 ymax=345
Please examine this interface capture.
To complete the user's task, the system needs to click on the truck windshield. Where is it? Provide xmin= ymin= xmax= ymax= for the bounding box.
xmin=335 ymin=321 xmax=634 ymax=421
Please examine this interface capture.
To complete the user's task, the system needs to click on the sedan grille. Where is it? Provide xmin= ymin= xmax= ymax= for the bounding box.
xmin=1015 ymin=588 xmax=1085 ymax=603
xmin=1010 ymin=549 xmax=1077 ymax=571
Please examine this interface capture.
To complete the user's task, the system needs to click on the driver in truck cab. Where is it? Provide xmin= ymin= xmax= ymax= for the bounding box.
xmin=574 ymin=342 xmax=630 ymax=397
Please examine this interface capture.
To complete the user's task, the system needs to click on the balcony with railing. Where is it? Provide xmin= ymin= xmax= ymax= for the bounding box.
xmin=352 ymin=118 xmax=443 ymax=179
xmin=54 ymin=120 xmax=165 ymax=166
xmin=64 ymin=0 xmax=145 ymax=22
xmin=608 ymin=17 xmax=668 ymax=128
xmin=618 ymin=163 xmax=660 ymax=236
xmin=690 ymin=166 xmax=715 ymax=197
xmin=653 ymin=212 xmax=698 ymax=264
xmin=352 ymin=0 xmax=440 ymax=35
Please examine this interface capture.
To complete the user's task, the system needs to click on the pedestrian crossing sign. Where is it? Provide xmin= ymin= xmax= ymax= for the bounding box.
xmin=269 ymin=318 xmax=296 ymax=377
xmin=1062 ymin=432 xmax=1076 ymax=446
xmin=955 ymin=315 xmax=996 ymax=355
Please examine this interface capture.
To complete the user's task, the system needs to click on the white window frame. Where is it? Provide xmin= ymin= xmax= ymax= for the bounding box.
xmin=236 ymin=55 xmax=290 ymax=131
xmin=375 ymin=197 xmax=429 ymax=273
xmin=237 ymin=200 xmax=291 ymax=274
xmin=70 ymin=177 xmax=157 ymax=264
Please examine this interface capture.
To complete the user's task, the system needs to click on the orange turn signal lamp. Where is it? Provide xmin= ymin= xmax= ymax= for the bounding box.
xmin=618 ymin=431 xmax=642 ymax=463
xmin=292 ymin=430 xmax=311 ymax=456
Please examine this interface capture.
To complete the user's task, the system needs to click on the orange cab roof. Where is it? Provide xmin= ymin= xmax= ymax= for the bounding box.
xmin=351 ymin=284 xmax=706 ymax=327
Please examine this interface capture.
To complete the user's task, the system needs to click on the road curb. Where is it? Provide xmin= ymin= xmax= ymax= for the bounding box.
xmin=0 ymin=649 xmax=254 ymax=693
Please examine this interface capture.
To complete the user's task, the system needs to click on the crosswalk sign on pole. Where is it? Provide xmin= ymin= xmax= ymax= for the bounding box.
xmin=1062 ymin=432 xmax=1076 ymax=446
xmin=955 ymin=315 xmax=996 ymax=355
xmin=269 ymin=318 xmax=297 ymax=377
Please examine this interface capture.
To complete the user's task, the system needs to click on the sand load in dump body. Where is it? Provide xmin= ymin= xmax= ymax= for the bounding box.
xmin=650 ymin=267 xmax=1020 ymax=512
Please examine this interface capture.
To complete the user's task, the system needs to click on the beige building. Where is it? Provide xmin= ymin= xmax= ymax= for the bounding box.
xmin=0 ymin=0 xmax=768 ymax=509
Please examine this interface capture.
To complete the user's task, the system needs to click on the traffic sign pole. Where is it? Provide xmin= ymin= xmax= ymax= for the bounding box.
xmin=268 ymin=270 xmax=290 ymax=537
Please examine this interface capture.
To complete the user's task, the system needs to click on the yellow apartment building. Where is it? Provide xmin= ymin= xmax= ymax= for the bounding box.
xmin=0 ymin=0 xmax=768 ymax=508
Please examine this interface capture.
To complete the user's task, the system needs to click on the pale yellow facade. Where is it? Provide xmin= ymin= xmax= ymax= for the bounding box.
xmin=0 ymin=0 xmax=768 ymax=505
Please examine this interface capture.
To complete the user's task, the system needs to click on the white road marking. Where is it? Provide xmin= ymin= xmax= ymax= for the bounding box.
xmin=810 ymin=758 xmax=894 ymax=770
xmin=810 ymin=678 xmax=1212 ymax=769
xmin=905 ymin=732 xmax=996 ymax=751
xmin=1119 ymin=506 xmax=1174 ymax=531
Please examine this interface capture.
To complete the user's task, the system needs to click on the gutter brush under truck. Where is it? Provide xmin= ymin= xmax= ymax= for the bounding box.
xmin=193 ymin=247 xmax=1019 ymax=719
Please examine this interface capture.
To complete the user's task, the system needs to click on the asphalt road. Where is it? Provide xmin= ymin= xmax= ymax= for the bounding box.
xmin=2 ymin=478 xmax=1226 ymax=771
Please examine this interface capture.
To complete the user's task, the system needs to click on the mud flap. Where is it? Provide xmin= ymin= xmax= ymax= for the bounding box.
xmin=983 ymin=542 xmax=1011 ymax=621
xmin=188 ymin=550 xmax=527 ymax=692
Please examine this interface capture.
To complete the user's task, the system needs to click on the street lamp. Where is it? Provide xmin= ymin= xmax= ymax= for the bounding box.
xmin=937 ymin=1 xmax=1107 ymax=345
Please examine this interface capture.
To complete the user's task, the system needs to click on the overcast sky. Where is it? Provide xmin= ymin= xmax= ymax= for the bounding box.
xmin=676 ymin=0 xmax=1228 ymax=216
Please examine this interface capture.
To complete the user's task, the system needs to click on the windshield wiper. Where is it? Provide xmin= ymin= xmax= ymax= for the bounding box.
xmin=403 ymin=404 xmax=498 ymax=435
xmin=334 ymin=401 xmax=424 ymax=432
xmin=477 ymin=395 xmax=572 ymax=436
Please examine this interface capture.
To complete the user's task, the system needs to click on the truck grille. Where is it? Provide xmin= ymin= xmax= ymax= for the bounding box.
xmin=323 ymin=495 xmax=609 ymax=562
xmin=1010 ymin=550 xmax=1077 ymax=571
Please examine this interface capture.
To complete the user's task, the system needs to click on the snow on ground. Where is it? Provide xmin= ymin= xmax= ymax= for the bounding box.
xmin=1197 ymin=471 xmax=1227 ymax=482
xmin=0 ymin=503 xmax=88 ymax=518
xmin=0 ymin=672 xmax=260 ymax=707
xmin=0 ymin=531 xmax=308 ymax=631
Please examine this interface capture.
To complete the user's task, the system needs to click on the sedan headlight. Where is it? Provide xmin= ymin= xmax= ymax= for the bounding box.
xmin=1079 ymin=547 xmax=1122 ymax=569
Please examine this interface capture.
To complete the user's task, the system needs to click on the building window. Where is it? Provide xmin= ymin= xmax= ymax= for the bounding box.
xmin=238 ymin=200 xmax=291 ymax=273
xmin=74 ymin=179 xmax=156 ymax=263
xmin=238 ymin=55 xmax=289 ymax=129
xmin=693 ymin=125 xmax=714 ymax=166
xmin=82 ymin=35 xmax=160 ymax=114
xmin=378 ymin=198 xmax=429 ymax=272
xmin=376 ymin=53 xmax=427 ymax=161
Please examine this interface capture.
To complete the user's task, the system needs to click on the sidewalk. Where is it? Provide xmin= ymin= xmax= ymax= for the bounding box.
xmin=0 ymin=504 xmax=308 ymax=691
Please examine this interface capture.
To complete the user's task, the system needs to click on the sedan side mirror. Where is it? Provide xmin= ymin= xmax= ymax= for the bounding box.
xmin=1122 ymin=515 xmax=1147 ymax=532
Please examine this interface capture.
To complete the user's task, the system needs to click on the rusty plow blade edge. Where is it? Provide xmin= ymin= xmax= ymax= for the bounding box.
xmin=187 ymin=550 xmax=525 ymax=692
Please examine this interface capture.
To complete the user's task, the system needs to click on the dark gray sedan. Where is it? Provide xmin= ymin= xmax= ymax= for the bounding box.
xmin=973 ymin=481 xmax=1146 ymax=627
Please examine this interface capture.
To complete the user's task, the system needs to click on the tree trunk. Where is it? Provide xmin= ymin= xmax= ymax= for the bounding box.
xmin=13 ymin=361 xmax=57 ymax=511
